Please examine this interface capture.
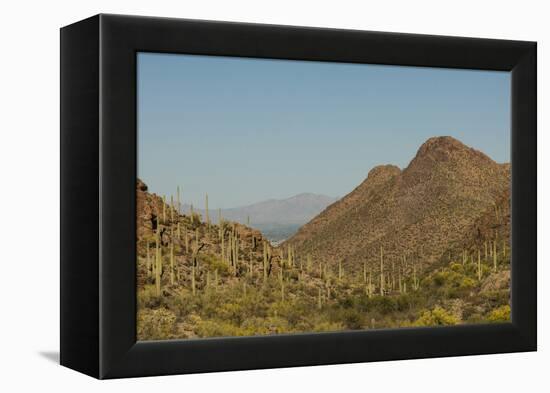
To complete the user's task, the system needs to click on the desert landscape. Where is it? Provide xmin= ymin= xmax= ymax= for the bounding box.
xmin=136 ymin=136 xmax=511 ymax=341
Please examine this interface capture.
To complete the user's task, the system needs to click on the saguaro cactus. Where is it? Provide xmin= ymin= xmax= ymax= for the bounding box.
xmin=380 ymin=246 xmax=384 ymax=296
xmin=249 ymin=248 xmax=253 ymax=276
xmin=368 ymin=270 xmax=373 ymax=297
xmin=391 ymin=260 xmax=395 ymax=290
xmin=170 ymin=195 xmax=174 ymax=222
xmin=155 ymin=234 xmax=162 ymax=296
xmin=477 ymin=249 xmax=482 ymax=281
xmin=263 ymin=241 xmax=268 ymax=281
xmin=162 ymin=196 xmax=166 ymax=223
xmin=146 ymin=241 xmax=151 ymax=278
xmin=170 ymin=238 xmax=175 ymax=285
xmin=493 ymin=238 xmax=498 ymax=272
xmin=398 ymin=267 xmax=402 ymax=293
xmin=205 ymin=193 xmax=210 ymax=227
xmin=195 ymin=228 xmax=199 ymax=250
xmin=191 ymin=263 xmax=196 ymax=296
xmin=413 ymin=261 xmax=419 ymax=291
xmin=221 ymin=229 xmax=225 ymax=263
xmin=288 ymin=245 xmax=293 ymax=267
xmin=177 ymin=185 xmax=181 ymax=214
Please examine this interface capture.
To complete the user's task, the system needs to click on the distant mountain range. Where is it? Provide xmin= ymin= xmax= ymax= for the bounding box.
xmin=181 ymin=193 xmax=338 ymax=242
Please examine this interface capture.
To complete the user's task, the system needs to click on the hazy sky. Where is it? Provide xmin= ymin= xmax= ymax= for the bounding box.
xmin=137 ymin=52 xmax=510 ymax=209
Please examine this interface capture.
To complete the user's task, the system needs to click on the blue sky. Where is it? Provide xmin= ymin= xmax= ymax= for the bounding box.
xmin=137 ymin=52 xmax=510 ymax=209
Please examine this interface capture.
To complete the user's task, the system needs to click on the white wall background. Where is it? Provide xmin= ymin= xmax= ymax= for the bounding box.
xmin=0 ymin=0 xmax=546 ymax=390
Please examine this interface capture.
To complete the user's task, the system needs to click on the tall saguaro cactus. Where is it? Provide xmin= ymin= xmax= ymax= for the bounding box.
xmin=477 ymin=249 xmax=482 ymax=281
xmin=146 ymin=241 xmax=151 ymax=278
xmin=493 ymin=238 xmax=498 ymax=272
xmin=162 ymin=196 xmax=166 ymax=223
xmin=191 ymin=263 xmax=196 ymax=296
xmin=170 ymin=240 xmax=175 ymax=285
xmin=170 ymin=195 xmax=174 ymax=222
xmin=398 ymin=267 xmax=402 ymax=293
xmin=221 ymin=229 xmax=225 ymax=263
xmin=413 ymin=261 xmax=419 ymax=291
xmin=368 ymin=270 xmax=373 ymax=297
xmin=380 ymin=246 xmax=384 ymax=296
xmin=262 ymin=241 xmax=268 ymax=281
xmin=155 ymin=232 xmax=162 ymax=297
xmin=205 ymin=193 xmax=210 ymax=228
xmin=177 ymin=185 xmax=181 ymax=214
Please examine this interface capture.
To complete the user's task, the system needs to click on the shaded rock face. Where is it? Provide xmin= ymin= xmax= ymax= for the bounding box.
xmin=284 ymin=136 xmax=510 ymax=274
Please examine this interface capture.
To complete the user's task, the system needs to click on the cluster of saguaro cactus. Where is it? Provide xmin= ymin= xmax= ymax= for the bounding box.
xmin=142 ymin=184 xmax=513 ymax=318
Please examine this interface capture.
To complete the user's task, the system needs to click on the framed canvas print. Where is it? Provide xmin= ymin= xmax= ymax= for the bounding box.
xmin=60 ymin=14 xmax=536 ymax=379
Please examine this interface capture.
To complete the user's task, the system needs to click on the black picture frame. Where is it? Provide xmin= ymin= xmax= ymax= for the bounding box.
xmin=60 ymin=14 xmax=537 ymax=379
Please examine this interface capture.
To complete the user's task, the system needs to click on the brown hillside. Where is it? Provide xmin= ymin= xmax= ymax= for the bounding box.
xmin=136 ymin=179 xmax=271 ymax=290
xmin=284 ymin=136 xmax=510 ymax=276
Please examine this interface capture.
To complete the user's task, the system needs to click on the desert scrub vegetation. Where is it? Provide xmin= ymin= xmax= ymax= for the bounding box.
xmin=136 ymin=182 xmax=511 ymax=340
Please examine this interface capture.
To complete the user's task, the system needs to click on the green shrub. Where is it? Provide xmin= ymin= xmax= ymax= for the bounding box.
xmin=341 ymin=309 xmax=365 ymax=329
xmin=413 ymin=306 xmax=458 ymax=326
xmin=337 ymin=295 xmax=355 ymax=309
xmin=195 ymin=319 xmax=240 ymax=337
xmin=312 ymin=321 xmax=345 ymax=332
xmin=368 ymin=296 xmax=398 ymax=315
xmin=137 ymin=307 xmax=177 ymax=340
xmin=487 ymin=305 xmax=511 ymax=322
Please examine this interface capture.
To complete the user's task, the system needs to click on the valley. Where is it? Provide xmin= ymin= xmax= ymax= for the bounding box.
xmin=136 ymin=136 xmax=511 ymax=340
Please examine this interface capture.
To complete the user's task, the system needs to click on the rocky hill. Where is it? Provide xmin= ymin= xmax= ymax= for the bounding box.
xmin=284 ymin=136 xmax=510 ymax=275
